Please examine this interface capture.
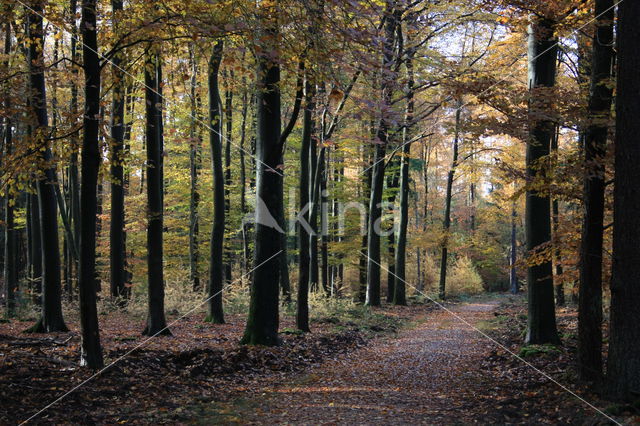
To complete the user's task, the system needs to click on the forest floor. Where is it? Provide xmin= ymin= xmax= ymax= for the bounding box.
xmin=195 ymin=295 xmax=632 ymax=425
xmin=1 ymin=294 xmax=635 ymax=424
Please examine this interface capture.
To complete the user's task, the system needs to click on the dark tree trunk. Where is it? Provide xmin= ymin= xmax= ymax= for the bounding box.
xmin=142 ymin=49 xmax=170 ymax=336
xmin=224 ymin=71 xmax=233 ymax=287
xmin=25 ymin=3 xmax=68 ymax=333
xmin=69 ymin=0 xmax=80 ymax=301
xmin=78 ymin=0 xmax=104 ymax=368
xmin=239 ymin=79 xmax=249 ymax=282
xmin=525 ymin=17 xmax=560 ymax=345
xmin=309 ymin=119 xmax=319 ymax=292
xmin=606 ymin=0 xmax=640 ymax=401
xmin=366 ymin=1 xmax=395 ymax=306
xmin=206 ymin=40 xmax=225 ymax=324
xmin=578 ymin=0 xmax=614 ymax=384
xmin=394 ymin=44 xmax=415 ymax=307
xmin=109 ymin=0 xmax=127 ymax=301
xmin=510 ymin=201 xmax=519 ymax=294
xmin=189 ymin=45 xmax=202 ymax=292
xmin=297 ymin=80 xmax=314 ymax=331
xmin=386 ymin=162 xmax=399 ymax=303
xmin=28 ymin=191 xmax=42 ymax=305
xmin=241 ymin=6 xmax=281 ymax=345
xmin=3 ymin=21 xmax=16 ymax=316
xmin=439 ymin=104 xmax=461 ymax=300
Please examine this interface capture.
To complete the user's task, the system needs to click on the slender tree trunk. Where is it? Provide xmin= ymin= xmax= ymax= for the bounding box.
xmin=366 ymin=1 xmax=395 ymax=306
xmin=394 ymin=43 xmax=414 ymax=306
xmin=78 ymin=0 xmax=104 ymax=368
xmin=309 ymin=116 xmax=319 ymax=292
xmin=510 ymin=201 xmax=519 ymax=294
xmin=606 ymin=0 xmax=640 ymax=400
xmin=28 ymin=191 xmax=42 ymax=305
xmin=578 ymin=0 xmax=614 ymax=384
xmin=224 ymin=71 xmax=233 ymax=287
xmin=68 ymin=0 xmax=80 ymax=300
xmin=109 ymin=0 xmax=127 ymax=301
xmin=525 ymin=16 xmax=560 ymax=345
xmin=25 ymin=2 xmax=68 ymax=333
xmin=206 ymin=40 xmax=225 ymax=324
xmin=241 ymin=6 xmax=281 ymax=345
xmin=296 ymin=80 xmax=314 ymax=332
xmin=386 ymin=162 xmax=399 ymax=302
xmin=3 ymin=20 xmax=16 ymax=316
xmin=438 ymin=104 xmax=461 ymax=300
xmin=142 ymin=48 xmax=170 ymax=336
xmin=189 ymin=45 xmax=201 ymax=291
xmin=239 ymin=80 xmax=249 ymax=281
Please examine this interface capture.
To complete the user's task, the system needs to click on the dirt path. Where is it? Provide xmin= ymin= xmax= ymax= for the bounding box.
xmin=218 ymin=299 xmax=511 ymax=424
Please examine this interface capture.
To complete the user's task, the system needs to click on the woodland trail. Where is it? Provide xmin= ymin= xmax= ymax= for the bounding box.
xmin=211 ymin=298 xmax=528 ymax=425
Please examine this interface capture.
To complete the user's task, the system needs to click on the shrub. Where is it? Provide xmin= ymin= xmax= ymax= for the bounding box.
xmin=447 ymin=256 xmax=484 ymax=297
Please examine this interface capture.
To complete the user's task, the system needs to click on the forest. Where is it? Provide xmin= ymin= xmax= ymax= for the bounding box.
xmin=0 ymin=0 xmax=639 ymax=423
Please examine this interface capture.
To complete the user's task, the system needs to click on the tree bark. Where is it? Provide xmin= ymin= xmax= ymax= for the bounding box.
xmin=142 ymin=48 xmax=170 ymax=336
xmin=241 ymin=5 xmax=281 ymax=345
xmin=439 ymin=104 xmax=461 ymax=300
xmin=206 ymin=40 xmax=225 ymax=324
xmin=25 ymin=2 xmax=68 ymax=333
xmin=188 ymin=45 xmax=202 ymax=292
xmin=78 ymin=0 xmax=104 ymax=368
xmin=366 ymin=1 xmax=395 ymax=306
xmin=525 ymin=16 xmax=560 ymax=345
xmin=297 ymin=80 xmax=314 ymax=332
xmin=109 ymin=0 xmax=127 ymax=301
xmin=578 ymin=0 xmax=614 ymax=383
xmin=606 ymin=0 xmax=640 ymax=400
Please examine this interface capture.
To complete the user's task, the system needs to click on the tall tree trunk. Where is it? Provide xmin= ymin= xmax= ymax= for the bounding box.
xmin=606 ymin=0 xmax=640 ymax=401
xmin=510 ymin=200 xmax=519 ymax=294
xmin=525 ymin=16 xmax=560 ymax=345
xmin=241 ymin=5 xmax=281 ymax=345
xmin=224 ymin=71 xmax=233 ymax=287
xmin=309 ymin=115 xmax=319 ymax=292
xmin=142 ymin=48 xmax=170 ymax=336
xmin=78 ymin=0 xmax=104 ymax=368
xmin=28 ymin=191 xmax=42 ymax=304
xmin=3 ymin=20 xmax=16 ymax=316
xmin=551 ymin=127 xmax=564 ymax=306
xmin=366 ymin=1 xmax=395 ymax=306
xmin=206 ymin=40 xmax=225 ymax=324
xmin=578 ymin=0 xmax=614 ymax=384
xmin=25 ymin=2 xmax=68 ymax=333
xmin=297 ymin=80 xmax=314 ymax=331
xmin=394 ymin=43 xmax=415 ymax=306
xmin=239 ymin=80 xmax=249 ymax=282
xmin=438 ymin=104 xmax=461 ymax=300
xmin=189 ymin=45 xmax=202 ymax=291
xmin=68 ymin=0 xmax=80 ymax=300
xmin=109 ymin=0 xmax=127 ymax=301
xmin=386 ymin=162 xmax=399 ymax=302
